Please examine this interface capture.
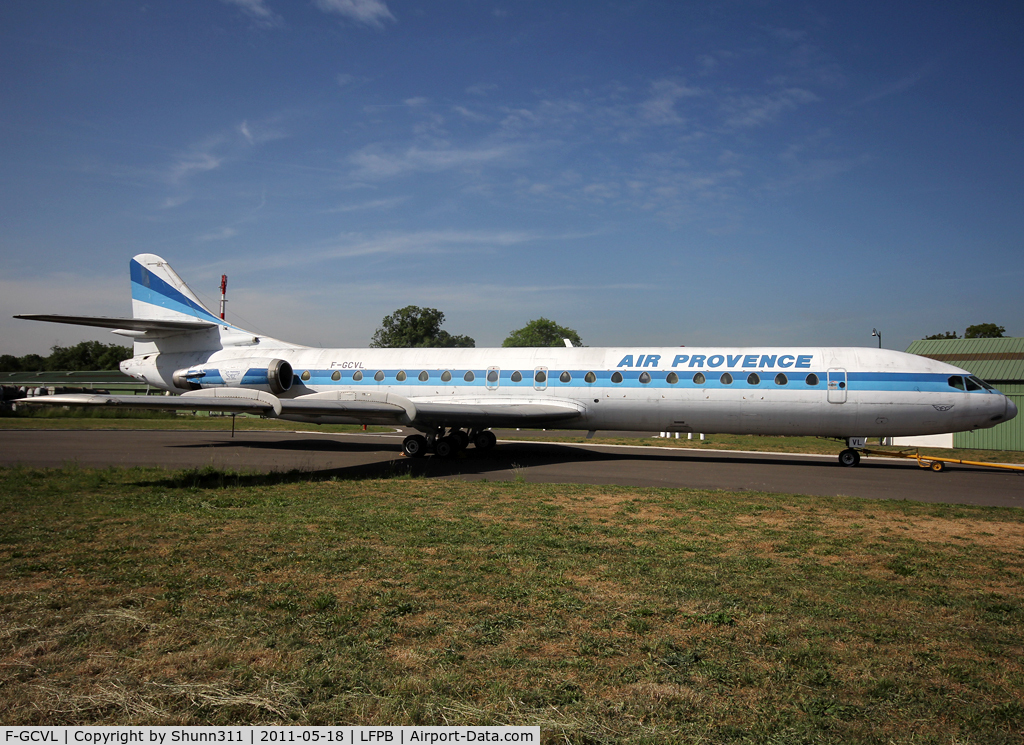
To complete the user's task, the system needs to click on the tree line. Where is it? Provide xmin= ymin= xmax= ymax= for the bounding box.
xmin=1 ymin=342 xmax=134 ymax=373
xmin=924 ymin=323 xmax=1006 ymax=340
xmin=369 ymin=306 xmax=582 ymax=348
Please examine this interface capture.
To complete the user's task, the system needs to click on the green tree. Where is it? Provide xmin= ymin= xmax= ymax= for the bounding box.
xmin=45 ymin=341 xmax=132 ymax=371
xmin=502 ymin=318 xmax=583 ymax=347
xmin=923 ymin=331 xmax=959 ymax=340
xmin=964 ymin=323 xmax=1005 ymax=339
xmin=16 ymin=354 xmax=45 ymax=371
xmin=0 ymin=355 xmax=21 ymax=372
xmin=370 ymin=306 xmax=475 ymax=348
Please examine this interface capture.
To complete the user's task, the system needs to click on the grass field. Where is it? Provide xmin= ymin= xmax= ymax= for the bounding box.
xmin=1 ymin=465 xmax=1022 ymax=742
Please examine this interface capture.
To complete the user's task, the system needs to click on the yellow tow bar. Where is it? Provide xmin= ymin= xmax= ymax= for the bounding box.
xmin=858 ymin=448 xmax=1024 ymax=473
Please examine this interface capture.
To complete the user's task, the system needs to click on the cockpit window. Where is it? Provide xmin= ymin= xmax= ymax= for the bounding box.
xmin=968 ymin=375 xmax=993 ymax=390
xmin=965 ymin=376 xmax=983 ymax=392
xmin=948 ymin=376 xmax=965 ymax=391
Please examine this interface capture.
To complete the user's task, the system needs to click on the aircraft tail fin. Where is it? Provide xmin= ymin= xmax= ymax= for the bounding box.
xmin=130 ymin=254 xmax=222 ymax=325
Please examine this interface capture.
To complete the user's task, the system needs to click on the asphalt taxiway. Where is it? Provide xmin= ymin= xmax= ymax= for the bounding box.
xmin=1 ymin=428 xmax=1022 ymax=508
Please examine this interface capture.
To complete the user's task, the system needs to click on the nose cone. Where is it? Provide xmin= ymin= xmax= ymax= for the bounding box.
xmin=1007 ymin=396 xmax=1019 ymax=422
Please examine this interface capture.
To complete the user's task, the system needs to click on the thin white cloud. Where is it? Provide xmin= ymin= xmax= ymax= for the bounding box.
xmin=169 ymin=151 xmax=223 ymax=183
xmin=349 ymin=144 xmax=513 ymax=178
xmin=855 ymin=63 xmax=936 ymax=106
xmin=197 ymin=226 xmax=240 ymax=242
xmin=466 ymin=83 xmax=498 ymax=96
xmin=722 ymin=88 xmax=818 ymax=128
xmin=313 ymin=0 xmax=395 ymax=28
xmin=640 ymin=80 xmax=702 ymax=125
xmin=326 ymin=197 xmax=407 ymax=213
xmin=220 ymin=0 xmax=281 ymax=28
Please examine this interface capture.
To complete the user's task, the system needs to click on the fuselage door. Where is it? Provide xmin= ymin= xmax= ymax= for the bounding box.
xmin=827 ymin=368 xmax=847 ymax=404
xmin=533 ymin=366 xmax=548 ymax=391
xmin=486 ymin=366 xmax=500 ymax=391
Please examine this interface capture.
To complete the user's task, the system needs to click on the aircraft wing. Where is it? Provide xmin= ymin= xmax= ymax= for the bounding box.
xmin=14 ymin=314 xmax=216 ymax=331
xmin=20 ymin=390 xmax=583 ymax=428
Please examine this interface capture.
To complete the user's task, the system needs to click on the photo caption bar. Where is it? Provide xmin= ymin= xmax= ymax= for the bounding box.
xmin=2 ymin=728 xmax=539 ymax=745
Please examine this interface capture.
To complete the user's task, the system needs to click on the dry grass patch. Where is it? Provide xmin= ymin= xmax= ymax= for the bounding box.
xmin=1 ymin=466 xmax=1022 ymax=741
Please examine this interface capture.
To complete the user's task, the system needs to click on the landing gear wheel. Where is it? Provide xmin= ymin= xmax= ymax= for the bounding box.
xmin=452 ymin=430 xmax=470 ymax=451
xmin=930 ymin=461 xmax=945 ymax=472
xmin=474 ymin=430 xmax=497 ymax=451
xmin=402 ymin=435 xmax=428 ymax=458
xmin=434 ymin=437 xmax=455 ymax=458
xmin=838 ymin=448 xmax=861 ymax=467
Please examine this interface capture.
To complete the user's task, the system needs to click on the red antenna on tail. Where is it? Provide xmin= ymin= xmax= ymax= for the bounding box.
xmin=219 ymin=275 xmax=228 ymax=320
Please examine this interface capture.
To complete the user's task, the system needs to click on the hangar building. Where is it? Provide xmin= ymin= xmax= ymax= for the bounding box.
xmin=905 ymin=337 xmax=1024 ymax=452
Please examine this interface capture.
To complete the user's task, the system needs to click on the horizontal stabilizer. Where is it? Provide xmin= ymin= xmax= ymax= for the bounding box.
xmin=15 ymin=314 xmax=216 ymax=332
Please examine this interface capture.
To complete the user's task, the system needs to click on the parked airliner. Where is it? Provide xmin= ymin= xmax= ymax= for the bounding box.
xmin=16 ymin=254 xmax=1017 ymax=466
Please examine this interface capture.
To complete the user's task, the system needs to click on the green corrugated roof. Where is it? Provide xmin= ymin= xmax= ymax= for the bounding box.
xmin=905 ymin=337 xmax=1024 ymax=382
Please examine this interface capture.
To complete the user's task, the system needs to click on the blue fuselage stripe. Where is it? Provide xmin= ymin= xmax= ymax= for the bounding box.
xmin=277 ymin=369 xmax=993 ymax=395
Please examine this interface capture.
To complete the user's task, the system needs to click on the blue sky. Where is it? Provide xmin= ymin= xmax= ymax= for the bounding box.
xmin=2 ymin=0 xmax=1022 ymax=355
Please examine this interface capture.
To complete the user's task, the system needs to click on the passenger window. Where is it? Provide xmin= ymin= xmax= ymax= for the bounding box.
xmin=693 ymin=372 xmax=706 ymax=385
xmin=611 ymin=371 xmax=623 ymax=384
xmin=948 ymin=376 xmax=965 ymax=391
xmin=418 ymin=370 xmax=429 ymax=382
xmin=331 ymin=371 xmax=341 ymax=381
xmin=775 ymin=373 xmax=788 ymax=385
xmin=301 ymin=370 xmax=311 ymax=381
xmin=353 ymin=371 xmax=363 ymax=381
xmin=720 ymin=372 xmax=733 ymax=385
xmin=965 ymin=376 xmax=982 ymax=392
xmin=535 ymin=370 xmax=547 ymax=383
xmin=441 ymin=371 xmax=452 ymax=382
xmin=639 ymin=372 xmax=651 ymax=384
xmin=396 ymin=371 xmax=407 ymax=382
xmin=584 ymin=371 xmax=597 ymax=384
xmin=666 ymin=372 xmax=679 ymax=384
xmin=487 ymin=369 xmax=499 ymax=383
xmin=747 ymin=373 xmax=760 ymax=385
xmin=374 ymin=370 xmax=385 ymax=382
xmin=805 ymin=373 xmax=819 ymax=386
xmin=464 ymin=371 xmax=475 ymax=382
xmin=511 ymin=371 xmax=522 ymax=382
xmin=560 ymin=371 xmax=572 ymax=383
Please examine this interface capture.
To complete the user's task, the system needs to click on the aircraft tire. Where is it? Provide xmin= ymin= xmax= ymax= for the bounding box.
xmin=838 ymin=448 xmax=861 ymax=467
xmin=452 ymin=430 xmax=470 ymax=451
xmin=402 ymin=435 xmax=428 ymax=458
xmin=434 ymin=437 xmax=455 ymax=458
xmin=474 ymin=430 xmax=497 ymax=451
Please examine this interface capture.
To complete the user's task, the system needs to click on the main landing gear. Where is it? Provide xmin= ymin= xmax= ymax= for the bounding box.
xmin=402 ymin=428 xmax=496 ymax=458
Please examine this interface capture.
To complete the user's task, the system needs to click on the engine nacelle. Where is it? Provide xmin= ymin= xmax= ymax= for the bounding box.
xmin=172 ymin=358 xmax=293 ymax=395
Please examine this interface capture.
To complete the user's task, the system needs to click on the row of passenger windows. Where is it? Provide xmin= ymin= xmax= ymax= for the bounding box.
xmin=301 ymin=369 xmax=824 ymax=386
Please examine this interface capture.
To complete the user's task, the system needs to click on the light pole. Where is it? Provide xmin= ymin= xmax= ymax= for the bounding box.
xmin=871 ymin=328 xmax=881 ymax=348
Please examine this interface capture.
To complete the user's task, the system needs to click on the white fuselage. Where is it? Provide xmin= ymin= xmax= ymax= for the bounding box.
xmin=122 ymin=343 xmax=1015 ymax=438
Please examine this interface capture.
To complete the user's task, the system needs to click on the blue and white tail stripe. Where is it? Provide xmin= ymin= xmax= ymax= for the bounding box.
xmin=130 ymin=254 xmax=235 ymax=329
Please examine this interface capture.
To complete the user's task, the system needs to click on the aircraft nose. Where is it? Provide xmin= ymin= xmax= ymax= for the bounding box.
xmin=1007 ymin=396 xmax=1019 ymax=422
